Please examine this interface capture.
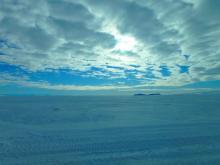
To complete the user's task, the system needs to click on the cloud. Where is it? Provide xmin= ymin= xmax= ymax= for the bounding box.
xmin=48 ymin=17 xmax=116 ymax=48
xmin=0 ymin=0 xmax=220 ymax=91
xmin=0 ymin=16 xmax=57 ymax=51
xmin=47 ymin=0 xmax=95 ymax=23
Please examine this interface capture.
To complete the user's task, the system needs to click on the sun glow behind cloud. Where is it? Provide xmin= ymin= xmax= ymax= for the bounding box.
xmin=114 ymin=35 xmax=137 ymax=51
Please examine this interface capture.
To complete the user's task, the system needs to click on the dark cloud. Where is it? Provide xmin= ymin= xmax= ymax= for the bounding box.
xmin=197 ymin=0 xmax=220 ymax=21
xmin=0 ymin=16 xmax=56 ymax=51
xmin=47 ymin=0 xmax=95 ymax=23
xmin=202 ymin=66 xmax=220 ymax=76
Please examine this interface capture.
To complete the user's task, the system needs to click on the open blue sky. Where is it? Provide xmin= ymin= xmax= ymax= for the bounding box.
xmin=0 ymin=0 xmax=220 ymax=95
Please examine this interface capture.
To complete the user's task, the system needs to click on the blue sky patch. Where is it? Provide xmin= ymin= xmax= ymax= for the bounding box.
xmin=160 ymin=66 xmax=171 ymax=77
xmin=178 ymin=65 xmax=190 ymax=74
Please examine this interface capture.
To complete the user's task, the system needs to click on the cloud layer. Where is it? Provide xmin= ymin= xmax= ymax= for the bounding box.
xmin=0 ymin=0 xmax=220 ymax=91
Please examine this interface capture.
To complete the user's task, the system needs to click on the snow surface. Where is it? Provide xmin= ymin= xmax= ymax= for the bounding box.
xmin=0 ymin=95 xmax=220 ymax=165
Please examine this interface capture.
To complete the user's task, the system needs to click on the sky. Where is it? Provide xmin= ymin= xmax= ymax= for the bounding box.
xmin=0 ymin=0 xmax=220 ymax=95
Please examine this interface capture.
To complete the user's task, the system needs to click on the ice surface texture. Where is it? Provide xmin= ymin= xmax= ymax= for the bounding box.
xmin=0 ymin=95 xmax=220 ymax=165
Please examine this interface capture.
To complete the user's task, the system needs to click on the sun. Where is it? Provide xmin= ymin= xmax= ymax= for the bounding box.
xmin=114 ymin=35 xmax=137 ymax=51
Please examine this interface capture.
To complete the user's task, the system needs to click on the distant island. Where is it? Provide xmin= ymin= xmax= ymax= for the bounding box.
xmin=148 ymin=93 xmax=161 ymax=96
xmin=134 ymin=93 xmax=146 ymax=96
xmin=134 ymin=93 xmax=161 ymax=96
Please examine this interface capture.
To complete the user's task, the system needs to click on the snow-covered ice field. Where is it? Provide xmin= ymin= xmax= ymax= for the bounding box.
xmin=0 ymin=95 xmax=220 ymax=165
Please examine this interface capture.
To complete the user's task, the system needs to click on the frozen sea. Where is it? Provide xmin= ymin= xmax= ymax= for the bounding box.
xmin=0 ymin=94 xmax=220 ymax=165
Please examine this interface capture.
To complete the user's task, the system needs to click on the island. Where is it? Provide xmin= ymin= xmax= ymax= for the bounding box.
xmin=134 ymin=93 xmax=146 ymax=96
xmin=148 ymin=93 xmax=161 ymax=96
xmin=134 ymin=93 xmax=161 ymax=96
